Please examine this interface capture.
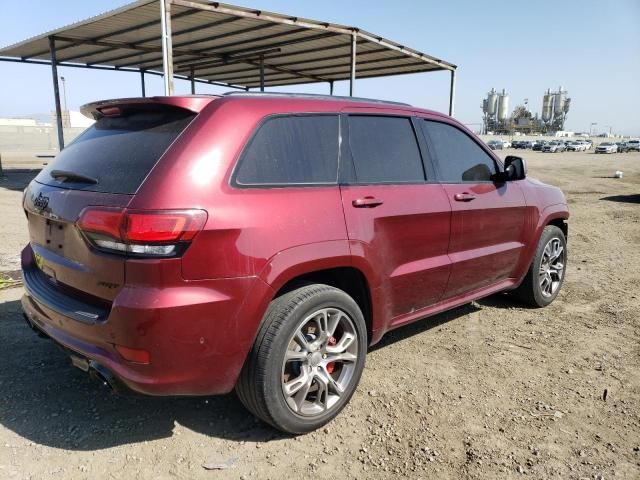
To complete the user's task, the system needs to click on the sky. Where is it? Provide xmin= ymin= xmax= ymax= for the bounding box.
xmin=0 ymin=0 xmax=639 ymax=136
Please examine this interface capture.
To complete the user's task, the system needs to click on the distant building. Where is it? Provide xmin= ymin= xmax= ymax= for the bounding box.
xmin=0 ymin=118 xmax=39 ymax=127
xmin=554 ymin=131 xmax=574 ymax=137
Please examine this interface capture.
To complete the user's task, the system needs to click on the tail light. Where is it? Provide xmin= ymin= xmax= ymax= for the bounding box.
xmin=77 ymin=207 xmax=207 ymax=257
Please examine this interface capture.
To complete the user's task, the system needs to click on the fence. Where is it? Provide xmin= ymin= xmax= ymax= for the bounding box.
xmin=0 ymin=125 xmax=87 ymax=170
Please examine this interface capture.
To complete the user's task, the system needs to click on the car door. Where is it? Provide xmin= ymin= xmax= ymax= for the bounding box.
xmin=420 ymin=118 xmax=527 ymax=299
xmin=339 ymin=114 xmax=451 ymax=320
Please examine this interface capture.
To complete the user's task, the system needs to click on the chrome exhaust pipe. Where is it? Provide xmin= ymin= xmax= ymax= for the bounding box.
xmin=88 ymin=362 xmax=134 ymax=396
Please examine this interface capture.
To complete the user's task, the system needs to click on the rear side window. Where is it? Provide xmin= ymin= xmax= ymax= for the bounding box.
xmin=235 ymin=115 xmax=339 ymax=186
xmin=36 ymin=106 xmax=195 ymax=194
xmin=346 ymin=116 xmax=424 ymax=184
xmin=421 ymin=120 xmax=497 ymax=183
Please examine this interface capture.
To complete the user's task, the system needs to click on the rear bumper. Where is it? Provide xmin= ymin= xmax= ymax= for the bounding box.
xmin=21 ymin=244 xmax=274 ymax=396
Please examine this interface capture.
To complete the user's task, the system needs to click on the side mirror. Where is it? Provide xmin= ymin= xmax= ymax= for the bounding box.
xmin=495 ymin=156 xmax=526 ymax=182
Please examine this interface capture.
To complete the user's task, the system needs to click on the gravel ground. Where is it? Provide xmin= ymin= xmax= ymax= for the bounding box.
xmin=0 ymin=150 xmax=639 ymax=479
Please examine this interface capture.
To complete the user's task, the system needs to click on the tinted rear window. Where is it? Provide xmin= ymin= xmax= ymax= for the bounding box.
xmin=347 ymin=116 xmax=425 ymax=184
xmin=235 ymin=115 xmax=339 ymax=186
xmin=36 ymin=106 xmax=195 ymax=194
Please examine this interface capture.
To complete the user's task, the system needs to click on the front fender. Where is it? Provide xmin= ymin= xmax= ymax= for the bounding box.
xmin=512 ymin=203 xmax=569 ymax=283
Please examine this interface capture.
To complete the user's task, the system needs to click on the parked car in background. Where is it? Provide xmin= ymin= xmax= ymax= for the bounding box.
xmin=19 ymin=92 xmax=570 ymax=433
xmin=512 ymin=140 xmax=523 ymax=149
xmin=595 ymin=142 xmax=618 ymax=154
xmin=626 ymin=139 xmax=640 ymax=152
xmin=532 ymin=141 xmax=547 ymax=151
xmin=502 ymin=140 xmax=512 ymax=148
xmin=487 ymin=140 xmax=504 ymax=150
xmin=522 ymin=141 xmax=536 ymax=149
xmin=581 ymin=139 xmax=593 ymax=149
xmin=615 ymin=142 xmax=629 ymax=153
xmin=543 ymin=141 xmax=566 ymax=153
xmin=566 ymin=141 xmax=586 ymax=152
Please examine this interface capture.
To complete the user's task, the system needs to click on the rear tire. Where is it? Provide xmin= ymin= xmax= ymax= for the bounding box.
xmin=512 ymin=225 xmax=567 ymax=308
xmin=236 ymin=284 xmax=367 ymax=434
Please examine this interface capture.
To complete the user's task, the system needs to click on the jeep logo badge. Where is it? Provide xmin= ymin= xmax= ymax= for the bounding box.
xmin=33 ymin=192 xmax=49 ymax=211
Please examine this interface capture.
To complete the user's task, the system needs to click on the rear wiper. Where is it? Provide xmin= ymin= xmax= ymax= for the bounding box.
xmin=50 ymin=169 xmax=98 ymax=184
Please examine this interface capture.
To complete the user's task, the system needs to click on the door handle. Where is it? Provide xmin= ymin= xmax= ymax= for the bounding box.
xmin=453 ymin=192 xmax=476 ymax=202
xmin=352 ymin=196 xmax=384 ymax=208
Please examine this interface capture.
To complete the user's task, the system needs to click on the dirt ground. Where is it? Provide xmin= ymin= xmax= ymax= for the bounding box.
xmin=0 ymin=150 xmax=639 ymax=479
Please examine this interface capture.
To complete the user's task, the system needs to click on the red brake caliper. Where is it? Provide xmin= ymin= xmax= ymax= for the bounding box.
xmin=326 ymin=336 xmax=337 ymax=374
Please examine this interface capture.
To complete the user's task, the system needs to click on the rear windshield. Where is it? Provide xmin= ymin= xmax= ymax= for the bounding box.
xmin=35 ymin=106 xmax=196 ymax=194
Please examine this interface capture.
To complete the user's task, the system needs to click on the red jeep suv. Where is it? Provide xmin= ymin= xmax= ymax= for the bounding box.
xmin=21 ymin=93 xmax=569 ymax=433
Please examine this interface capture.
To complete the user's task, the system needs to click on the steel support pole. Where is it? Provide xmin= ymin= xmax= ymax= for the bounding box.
xmin=448 ymin=69 xmax=456 ymax=117
xmin=190 ymin=66 xmax=195 ymax=94
xmin=49 ymin=36 xmax=65 ymax=151
xmin=329 ymin=80 xmax=334 ymax=95
xmin=140 ymin=70 xmax=146 ymax=97
xmin=160 ymin=0 xmax=174 ymax=95
xmin=259 ymin=55 xmax=265 ymax=92
xmin=349 ymin=32 xmax=357 ymax=97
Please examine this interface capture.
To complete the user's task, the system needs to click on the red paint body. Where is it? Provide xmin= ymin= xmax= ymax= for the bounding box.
xmin=21 ymin=94 xmax=569 ymax=396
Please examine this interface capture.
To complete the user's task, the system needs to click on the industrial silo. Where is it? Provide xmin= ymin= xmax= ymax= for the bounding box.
xmin=486 ymin=88 xmax=498 ymax=116
xmin=554 ymin=86 xmax=565 ymax=119
xmin=542 ymin=89 xmax=553 ymax=122
xmin=497 ymin=89 xmax=509 ymax=121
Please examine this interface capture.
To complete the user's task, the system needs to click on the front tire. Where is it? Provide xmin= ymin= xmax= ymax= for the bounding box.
xmin=512 ymin=225 xmax=567 ymax=307
xmin=236 ymin=284 xmax=367 ymax=434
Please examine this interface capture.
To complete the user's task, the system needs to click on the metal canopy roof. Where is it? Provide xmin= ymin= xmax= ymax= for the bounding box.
xmin=0 ymin=0 xmax=456 ymax=90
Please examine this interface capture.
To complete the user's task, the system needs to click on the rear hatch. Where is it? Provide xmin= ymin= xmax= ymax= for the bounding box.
xmin=23 ymin=99 xmax=202 ymax=308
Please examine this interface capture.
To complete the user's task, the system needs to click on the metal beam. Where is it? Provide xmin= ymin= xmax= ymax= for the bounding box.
xmin=174 ymin=47 xmax=281 ymax=73
xmin=217 ymin=61 xmax=430 ymax=84
xmin=172 ymin=0 xmax=355 ymax=35
xmin=79 ymin=17 xmax=241 ymax=65
xmin=0 ymin=56 xmax=247 ymax=89
xmin=90 ymin=22 xmax=273 ymax=68
xmin=176 ymin=43 xmax=379 ymax=78
xmin=128 ymin=30 xmax=338 ymax=72
xmin=259 ymin=56 xmax=265 ymax=92
xmin=27 ymin=10 xmax=200 ymax=59
xmin=243 ymin=66 xmax=437 ymax=89
xmin=190 ymin=66 xmax=195 ymax=94
xmin=449 ymin=69 xmax=456 ymax=116
xmin=140 ymin=70 xmax=146 ymax=97
xmin=329 ymin=80 xmax=334 ymax=95
xmin=356 ymin=31 xmax=455 ymax=72
xmin=49 ymin=37 xmax=64 ymax=151
xmin=160 ymin=0 xmax=174 ymax=95
xmin=349 ymin=32 xmax=356 ymax=96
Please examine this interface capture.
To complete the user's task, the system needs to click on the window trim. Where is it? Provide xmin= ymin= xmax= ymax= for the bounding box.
xmin=229 ymin=112 xmax=341 ymax=189
xmin=419 ymin=118 xmax=502 ymax=184
xmin=340 ymin=113 xmax=431 ymax=186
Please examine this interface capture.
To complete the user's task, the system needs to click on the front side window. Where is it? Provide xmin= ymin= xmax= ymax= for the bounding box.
xmin=421 ymin=120 xmax=497 ymax=183
xmin=347 ymin=116 xmax=425 ymax=184
xmin=234 ymin=115 xmax=339 ymax=186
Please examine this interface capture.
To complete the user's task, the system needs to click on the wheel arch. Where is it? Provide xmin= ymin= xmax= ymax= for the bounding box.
xmin=271 ymin=266 xmax=373 ymax=345
xmin=257 ymin=241 xmax=375 ymax=344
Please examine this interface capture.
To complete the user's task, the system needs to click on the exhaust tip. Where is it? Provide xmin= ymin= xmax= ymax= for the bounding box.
xmin=88 ymin=361 xmax=135 ymax=397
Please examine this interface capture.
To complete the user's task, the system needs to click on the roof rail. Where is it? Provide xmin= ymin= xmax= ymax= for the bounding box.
xmin=222 ymin=91 xmax=411 ymax=107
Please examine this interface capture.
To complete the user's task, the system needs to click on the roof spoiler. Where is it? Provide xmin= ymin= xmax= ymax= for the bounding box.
xmin=81 ymin=96 xmax=219 ymax=120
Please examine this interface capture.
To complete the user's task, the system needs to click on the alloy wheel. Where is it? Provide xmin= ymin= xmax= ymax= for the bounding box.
xmin=281 ymin=308 xmax=359 ymax=416
xmin=539 ymin=238 xmax=565 ymax=297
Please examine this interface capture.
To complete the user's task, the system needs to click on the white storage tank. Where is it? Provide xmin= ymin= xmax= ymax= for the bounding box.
xmin=497 ymin=89 xmax=509 ymax=121
xmin=542 ymin=89 xmax=554 ymax=122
